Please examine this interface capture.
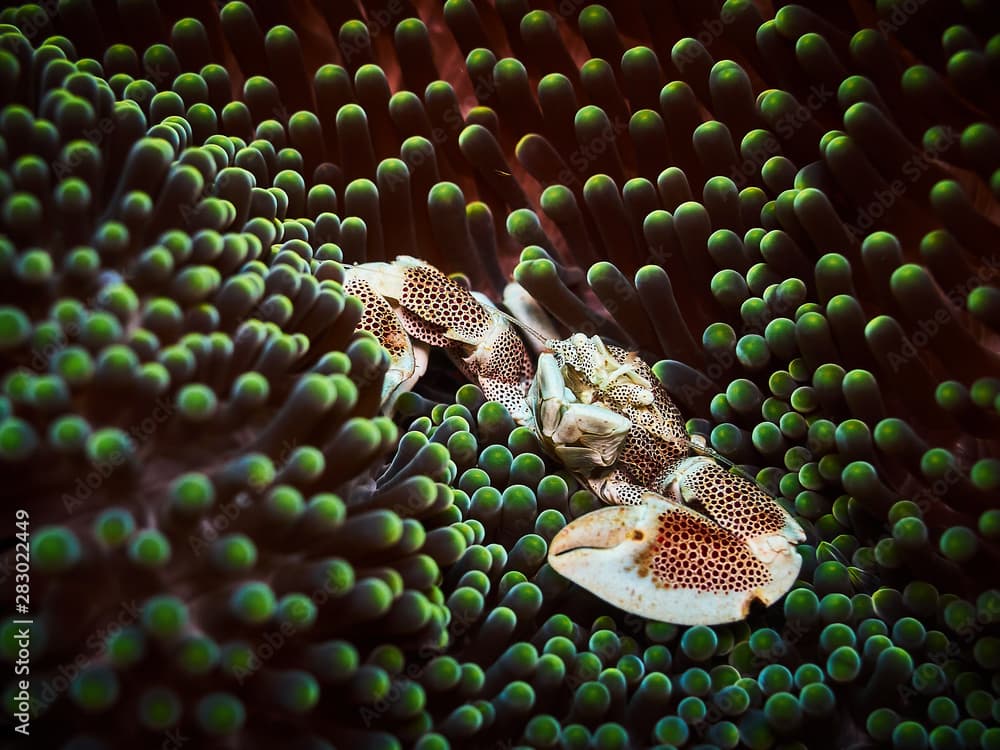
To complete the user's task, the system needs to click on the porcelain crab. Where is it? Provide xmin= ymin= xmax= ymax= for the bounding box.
xmin=345 ymin=256 xmax=805 ymax=626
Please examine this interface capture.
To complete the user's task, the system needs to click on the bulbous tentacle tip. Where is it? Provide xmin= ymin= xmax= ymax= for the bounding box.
xmin=548 ymin=494 xmax=802 ymax=625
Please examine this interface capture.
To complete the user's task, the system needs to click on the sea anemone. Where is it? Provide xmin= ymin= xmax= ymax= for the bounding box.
xmin=1 ymin=1 xmax=999 ymax=749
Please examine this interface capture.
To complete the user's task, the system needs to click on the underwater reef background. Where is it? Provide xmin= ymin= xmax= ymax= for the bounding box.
xmin=1 ymin=0 xmax=999 ymax=748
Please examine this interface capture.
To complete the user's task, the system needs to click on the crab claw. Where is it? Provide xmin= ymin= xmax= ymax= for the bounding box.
xmin=548 ymin=494 xmax=802 ymax=626
xmin=344 ymin=271 xmax=429 ymax=413
xmin=346 ymin=256 xmax=534 ymax=422
xmin=664 ymin=456 xmax=806 ymax=562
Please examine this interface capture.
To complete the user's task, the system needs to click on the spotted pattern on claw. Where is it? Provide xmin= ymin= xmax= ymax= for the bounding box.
xmin=593 ymin=470 xmax=650 ymax=505
xmin=647 ymin=506 xmax=772 ymax=593
xmin=668 ymin=458 xmax=792 ymax=543
xmin=464 ymin=323 xmax=522 ymax=380
xmin=397 ymin=306 xmax=454 ymax=349
xmin=354 ymin=257 xmax=533 ymax=419
xmin=397 ymin=263 xmax=494 ymax=342
xmin=344 ymin=275 xmax=410 ymax=362
xmin=463 ymin=323 xmax=533 ymax=406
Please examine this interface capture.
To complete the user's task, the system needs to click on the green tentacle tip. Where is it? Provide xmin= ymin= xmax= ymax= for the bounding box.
xmin=127 ymin=529 xmax=172 ymax=568
xmin=867 ymin=707 xmax=901 ymax=742
xmin=210 ymin=534 xmax=258 ymax=573
xmin=80 ymin=311 xmax=124 ymax=349
xmin=680 ymin=625 xmax=719 ymax=661
xmin=893 ymin=721 xmax=929 ymax=750
xmin=525 ymin=714 xmax=561 ymax=747
xmin=979 ymin=509 xmax=1000 ymax=540
xmin=85 ymin=427 xmax=135 ymax=466
xmin=764 ymin=691 xmax=802 ymax=732
xmin=679 ymin=667 xmax=712 ymax=697
xmin=0 ymin=307 xmax=30 ymax=351
xmin=926 ymin=695 xmax=959 ymax=726
xmin=677 ymin=695 xmax=707 ymax=724
xmin=229 ymin=581 xmax=277 ymax=625
xmin=51 ymin=346 xmax=95 ymax=386
xmin=971 ymin=458 xmax=1000 ymax=491
xmin=277 ymin=593 xmax=318 ymax=630
xmin=31 ymin=526 xmax=82 ymax=573
xmin=138 ymin=687 xmax=181 ymax=730
xmin=893 ymin=516 xmax=929 ymax=550
xmin=95 ymin=345 xmax=140 ymax=385
xmin=92 ymin=507 xmax=135 ymax=548
xmin=176 ymin=383 xmax=219 ymax=422
xmin=273 ymin=670 xmax=320 ymax=714
xmin=826 ymin=645 xmax=861 ymax=683
xmin=938 ymin=526 xmax=978 ymax=563
xmin=105 ymin=626 xmax=146 ymax=668
xmin=141 ymin=595 xmax=189 ymax=640
xmin=264 ymin=485 xmax=306 ymax=525
xmin=169 ymin=472 xmax=215 ymax=515
xmin=0 ymin=416 xmax=38 ymax=461
xmin=48 ymin=414 xmax=90 ymax=452
xmin=15 ymin=249 xmax=53 ymax=284
xmin=69 ymin=665 xmax=119 ymax=712
xmin=283 ymin=445 xmax=325 ymax=484
xmin=569 ymin=679 xmax=610 ymax=719
xmin=175 ymin=635 xmax=221 ymax=676
xmin=196 ymin=692 xmax=246 ymax=735
xmin=64 ymin=247 xmax=101 ymax=278
xmin=218 ymin=640 xmax=256 ymax=680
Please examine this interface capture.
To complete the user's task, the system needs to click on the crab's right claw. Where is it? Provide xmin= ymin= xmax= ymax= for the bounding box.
xmin=547 ymin=494 xmax=802 ymax=626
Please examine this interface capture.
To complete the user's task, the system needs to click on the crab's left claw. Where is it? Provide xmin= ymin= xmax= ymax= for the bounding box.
xmin=548 ymin=494 xmax=802 ymax=626
xmin=346 ymin=257 xmax=534 ymax=422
